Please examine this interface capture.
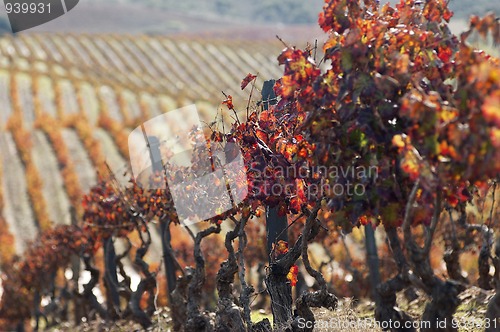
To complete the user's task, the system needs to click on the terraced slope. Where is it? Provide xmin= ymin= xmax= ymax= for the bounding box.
xmin=0 ymin=33 xmax=284 ymax=257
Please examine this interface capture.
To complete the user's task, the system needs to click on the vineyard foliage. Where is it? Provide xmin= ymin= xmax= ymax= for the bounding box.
xmin=0 ymin=0 xmax=499 ymax=331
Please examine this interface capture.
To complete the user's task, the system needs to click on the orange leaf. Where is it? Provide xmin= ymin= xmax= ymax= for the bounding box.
xmin=392 ymin=135 xmax=406 ymax=149
xmin=287 ymin=265 xmax=299 ymax=286
xmin=490 ymin=128 xmax=500 ymax=148
xmin=241 ymin=73 xmax=257 ymax=90
xmin=482 ymin=93 xmax=500 ymax=127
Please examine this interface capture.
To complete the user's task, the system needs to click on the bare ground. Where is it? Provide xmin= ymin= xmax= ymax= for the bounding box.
xmin=45 ymin=286 xmax=494 ymax=331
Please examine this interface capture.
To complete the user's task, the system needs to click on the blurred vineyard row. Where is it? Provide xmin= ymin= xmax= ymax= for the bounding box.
xmin=0 ymin=33 xmax=284 ymax=259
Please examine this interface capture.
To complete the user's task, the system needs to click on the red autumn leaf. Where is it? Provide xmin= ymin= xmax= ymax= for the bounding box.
xmin=278 ymin=202 xmax=288 ymax=216
xmin=222 ymin=95 xmax=234 ymax=110
xmin=241 ymin=73 xmax=257 ymax=90
xmin=443 ymin=9 xmax=453 ymax=22
xmin=437 ymin=46 xmax=452 ymax=63
xmin=358 ymin=215 xmax=369 ymax=226
xmin=289 ymin=197 xmax=301 ymax=214
xmin=297 ymin=147 xmax=308 ymax=159
xmin=447 ymin=194 xmax=459 ymax=207
xmin=296 ymin=179 xmax=306 ymax=203
xmin=482 ymin=93 xmax=500 ymax=127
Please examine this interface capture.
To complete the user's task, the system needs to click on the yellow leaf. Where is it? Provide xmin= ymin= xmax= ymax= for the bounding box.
xmin=392 ymin=135 xmax=406 ymax=149
xmin=482 ymin=93 xmax=500 ymax=127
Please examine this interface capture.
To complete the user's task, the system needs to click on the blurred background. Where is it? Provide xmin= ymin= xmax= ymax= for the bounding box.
xmin=1 ymin=0 xmax=498 ymax=37
xmin=0 ymin=0 xmax=498 ymax=314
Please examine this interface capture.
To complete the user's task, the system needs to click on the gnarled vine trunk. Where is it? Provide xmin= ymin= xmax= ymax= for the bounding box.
xmin=266 ymin=263 xmax=294 ymax=330
xmin=265 ymin=207 xmax=327 ymax=331
xmin=375 ymin=227 xmax=416 ymax=332
xmin=103 ymin=237 xmax=120 ymax=319
xmin=404 ymin=188 xmax=464 ymax=331
xmin=215 ymin=217 xmax=247 ymax=332
xmin=292 ymin=206 xmax=337 ymax=332
xmin=185 ymin=224 xmax=221 ymax=332
xmin=160 ymin=218 xmax=178 ymax=303
xmin=265 ymin=206 xmax=292 ymax=331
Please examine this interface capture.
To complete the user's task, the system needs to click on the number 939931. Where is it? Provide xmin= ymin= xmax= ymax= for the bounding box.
xmin=5 ymin=2 xmax=51 ymax=14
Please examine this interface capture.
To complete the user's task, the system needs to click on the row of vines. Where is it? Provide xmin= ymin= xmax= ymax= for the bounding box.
xmin=0 ymin=33 xmax=284 ymax=102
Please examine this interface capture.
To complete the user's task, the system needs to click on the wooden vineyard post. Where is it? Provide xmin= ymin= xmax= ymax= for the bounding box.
xmin=261 ymin=79 xmax=294 ymax=329
xmin=365 ymin=223 xmax=381 ymax=305
xmin=261 ymin=80 xmax=289 ymax=259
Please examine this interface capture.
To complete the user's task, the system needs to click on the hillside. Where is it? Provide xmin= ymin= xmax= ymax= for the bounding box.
xmin=0 ymin=1 xmax=494 ymax=40
xmin=0 ymin=33 xmax=284 ymax=256
xmin=0 ymin=2 xmax=324 ymax=41
xmin=84 ymin=0 xmax=500 ymax=23
xmin=84 ymin=0 xmax=325 ymax=25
